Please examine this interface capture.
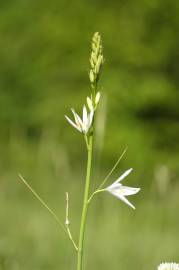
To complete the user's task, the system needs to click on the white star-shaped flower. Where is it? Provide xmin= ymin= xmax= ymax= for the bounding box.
xmin=106 ymin=168 xmax=140 ymax=209
xmin=65 ymin=106 xmax=93 ymax=134
xmin=158 ymin=263 xmax=179 ymax=270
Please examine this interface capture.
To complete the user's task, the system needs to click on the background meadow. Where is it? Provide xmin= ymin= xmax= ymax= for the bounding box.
xmin=0 ymin=0 xmax=179 ymax=269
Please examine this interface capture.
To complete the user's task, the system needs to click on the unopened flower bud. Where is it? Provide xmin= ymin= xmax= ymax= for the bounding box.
xmin=95 ymin=92 xmax=101 ymax=105
xmin=89 ymin=70 xmax=95 ymax=83
xmin=90 ymin=58 xmax=95 ymax=68
xmin=92 ymin=32 xmax=99 ymax=43
xmin=95 ymin=56 xmax=102 ymax=74
xmin=91 ymin=51 xmax=97 ymax=64
xmin=87 ymin=96 xmax=93 ymax=111
xmin=92 ymin=43 xmax=96 ymax=52
xmin=89 ymin=32 xmax=104 ymax=86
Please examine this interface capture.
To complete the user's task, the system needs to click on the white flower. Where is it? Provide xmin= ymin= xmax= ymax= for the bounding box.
xmin=158 ymin=263 xmax=179 ymax=270
xmin=65 ymin=106 xmax=93 ymax=134
xmin=106 ymin=168 xmax=140 ymax=209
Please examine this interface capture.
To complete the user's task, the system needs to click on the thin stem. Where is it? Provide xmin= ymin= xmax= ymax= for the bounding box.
xmin=97 ymin=147 xmax=127 ymax=190
xmin=77 ymin=134 xmax=93 ymax=270
xmin=87 ymin=189 xmax=106 ymax=204
xmin=65 ymin=192 xmax=78 ymax=251
xmin=66 ymin=227 xmax=78 ymax=251
xmin=84 ymin=135 xmax=89 ymax=149
xmin=18 ymin=174 xmax=77 ymax=251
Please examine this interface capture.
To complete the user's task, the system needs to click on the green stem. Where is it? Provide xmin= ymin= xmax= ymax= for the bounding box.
xmin=19 ymin=174 xmax=78 ymax=251
xmin=87 ymin=188 xmax=106 ymax=204
xmin=77 ymin=134 xmax=93 ymax=270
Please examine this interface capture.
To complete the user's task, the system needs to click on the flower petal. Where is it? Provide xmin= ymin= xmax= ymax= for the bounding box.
xmin=65 ymin=115 xmax=82 ymax=132
xmin=83 ymin=106 xmax=88 ymax=126
xmin=71 ymin=109 xmax=80 ymax=124
xmin=109 ymin=190 xmax=136 ymax=209
xmin=71 ymin=109 xmax=83 ymax=129
xmin=158 ymin=263 xmax=179 ymax=270
xmin=113 ymin=186 xmax=140 ymax=196
xmin=89 ymin=108 xmax=94 ymax=126
xmin=112 ymin=168 xmax=133 ymax=186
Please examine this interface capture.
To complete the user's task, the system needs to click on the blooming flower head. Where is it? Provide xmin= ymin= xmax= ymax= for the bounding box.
xmin=106 ymin=168 xmax=140 ymax=209
xmin=65 ymin=105 xmax=93 ymax=134
xmin=158 ymin=263 xmax=179 ymax=270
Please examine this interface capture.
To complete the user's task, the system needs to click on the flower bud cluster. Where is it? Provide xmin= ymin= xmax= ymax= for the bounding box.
xmin=89 ymin=32 xmax=104 ymax=87
xmin=65 ymin=33 xmax=102 ymax=136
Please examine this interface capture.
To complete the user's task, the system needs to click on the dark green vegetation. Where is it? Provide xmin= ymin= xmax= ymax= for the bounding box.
xmin=0 ymin=0 xmax=179 ymax=269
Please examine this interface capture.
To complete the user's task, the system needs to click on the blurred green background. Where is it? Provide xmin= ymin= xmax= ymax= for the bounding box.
xmin=0 ymin=0 xmax=179 ymax=269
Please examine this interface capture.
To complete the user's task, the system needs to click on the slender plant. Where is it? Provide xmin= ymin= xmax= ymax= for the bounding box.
xmin=19 ymin=32 xmax=140 ymax=270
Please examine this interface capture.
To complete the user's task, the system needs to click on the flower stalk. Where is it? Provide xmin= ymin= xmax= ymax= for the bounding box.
xmin=76 ymin=32 xmax=104 ymax=270
xmin=77 ymin=133 xmax=93 ymax=270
